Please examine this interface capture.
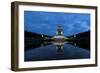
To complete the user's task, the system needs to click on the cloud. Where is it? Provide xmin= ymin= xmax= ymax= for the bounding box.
xmin=24 ymin=11 xmax=90 ymax=36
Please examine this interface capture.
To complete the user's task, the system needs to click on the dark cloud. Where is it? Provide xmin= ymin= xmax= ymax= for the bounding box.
xmin=24 ymin=11 xmax=90 ymax=36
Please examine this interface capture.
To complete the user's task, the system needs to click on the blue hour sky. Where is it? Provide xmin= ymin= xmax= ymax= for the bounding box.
xmin=24 ymin=11 xmax=90 ymax=36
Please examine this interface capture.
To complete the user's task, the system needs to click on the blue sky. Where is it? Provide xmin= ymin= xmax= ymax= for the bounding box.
xmin=24 ymin=11 xmax=90 ymax=36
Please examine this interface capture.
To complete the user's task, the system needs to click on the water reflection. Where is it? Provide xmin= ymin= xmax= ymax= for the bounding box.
xmin=52 ymin=42 xmax=64 ymax=59
xmin=24 ymin=41 xmax=90 ymax=61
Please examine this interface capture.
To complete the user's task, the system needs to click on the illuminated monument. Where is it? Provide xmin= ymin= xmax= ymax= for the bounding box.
xmin=53 ymin=25 xmax=65 ymax=42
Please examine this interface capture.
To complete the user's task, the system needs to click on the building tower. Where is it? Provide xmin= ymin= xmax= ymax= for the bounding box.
xmin=53 ymin=25 xmax=65 ymax=42
xmin=56 ymin=26 xmax=63 ymax=36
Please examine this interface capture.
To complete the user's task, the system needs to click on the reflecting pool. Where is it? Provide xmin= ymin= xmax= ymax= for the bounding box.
xmin=24 ymin=41 xmax=90 ymax=61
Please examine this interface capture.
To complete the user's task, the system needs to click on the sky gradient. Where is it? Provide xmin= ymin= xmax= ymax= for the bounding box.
xmin=24 ymin=11 xmax=90 ymax=36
